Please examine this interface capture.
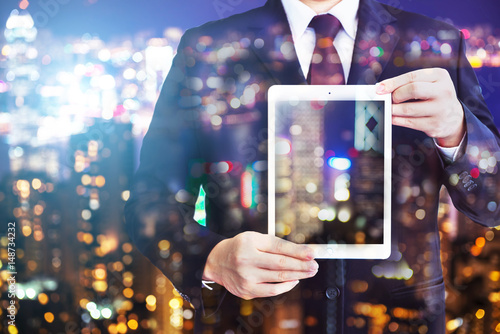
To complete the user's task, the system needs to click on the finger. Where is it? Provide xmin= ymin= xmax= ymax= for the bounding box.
xmin=392 ymin=115 xmax=435 ymax=134
xmin=256 ymin=253 xmax=319 ymax=272
xmin=258 ymin=235 xmax=314 ymax=260
xmin=391 ymin=82 xmax=437 ymax=104
xmin=251 ymin=280 xmax=300 ymax=298
xmin=377 ymin=68 xmax=443 ymax=94
xmin=258 ymin=267 xmax=318 ymax=283
xmin=392 ymin=100 xmax=435 ymax=118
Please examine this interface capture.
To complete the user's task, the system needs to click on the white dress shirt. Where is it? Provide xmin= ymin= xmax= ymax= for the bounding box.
xmin=280 ymin=0 xmax=461 ymax=161
xmin=280 ymin=0 xmax=359 ymax=80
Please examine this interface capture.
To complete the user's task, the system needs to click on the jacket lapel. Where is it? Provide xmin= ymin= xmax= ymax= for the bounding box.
xmin=247 ymin=0 xmax=307 ymax=85
xmin=347 ymin=0 xmax=400 ymax=84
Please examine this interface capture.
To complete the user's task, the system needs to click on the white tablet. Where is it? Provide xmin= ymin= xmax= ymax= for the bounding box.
xmin=268 ymin=85 xmax=392 ymax=259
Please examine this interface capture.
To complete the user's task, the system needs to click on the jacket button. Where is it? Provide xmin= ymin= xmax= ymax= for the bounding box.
xmin=325 ymin=287 xmax=340 ymax=300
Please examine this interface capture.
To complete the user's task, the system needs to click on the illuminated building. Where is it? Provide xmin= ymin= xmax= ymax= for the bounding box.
xmin=68 ymin=121 xmax=141 ymax=332
xmin=277 ymin=100 xmax=325 ymax=244
xmin=0 ymin=136 xmax=9 ymax=180
xmin=349 ymin=101 xmax=385 ymax=244
xmin=144 ymin=38 xmax=174 ymax=102
xmin=3 ymin=9 xmax=39 ymax=146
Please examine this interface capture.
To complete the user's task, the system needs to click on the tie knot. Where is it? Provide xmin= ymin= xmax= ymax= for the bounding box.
xmin=309 ymin=14 xmax=342 ymax=39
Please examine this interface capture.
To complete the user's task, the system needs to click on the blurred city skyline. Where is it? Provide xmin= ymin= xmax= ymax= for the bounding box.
xmin=0 ymin=0 xmax=500 ymax=41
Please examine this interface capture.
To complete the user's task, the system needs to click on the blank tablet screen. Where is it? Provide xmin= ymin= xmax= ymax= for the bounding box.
xmin=269 ymin=86 xmax=391 ymax=258
xmin=273 ymin=99 xmax=386 ymax=246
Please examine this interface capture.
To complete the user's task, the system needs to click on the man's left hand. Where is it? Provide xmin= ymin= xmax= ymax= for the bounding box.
xmin=376 ymin=68 xmax=465 ymax=147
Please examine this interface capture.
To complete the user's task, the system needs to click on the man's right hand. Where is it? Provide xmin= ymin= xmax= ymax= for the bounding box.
xmin=202 ymin=231 xmax=319 ymax=300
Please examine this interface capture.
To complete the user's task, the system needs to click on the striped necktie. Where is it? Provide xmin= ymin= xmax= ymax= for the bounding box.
xmin=307 ymin=14 xmax=345 ymax=85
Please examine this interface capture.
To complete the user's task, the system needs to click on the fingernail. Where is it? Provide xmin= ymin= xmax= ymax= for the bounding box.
xmin=376 ymin=83 xmax=386 ymax=94
xmin=308 ymin=269 xmax=318 ymax=277
xmin=310 ymin=261 xmax=319 ymax=271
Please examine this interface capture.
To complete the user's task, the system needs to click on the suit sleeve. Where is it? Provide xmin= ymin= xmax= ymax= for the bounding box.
xmin=442 ymin=32 xmax=500 ymax=228
xmin=124 ymin=30 xmax=225 ymax=310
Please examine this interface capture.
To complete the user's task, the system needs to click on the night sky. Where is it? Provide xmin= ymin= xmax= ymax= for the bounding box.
xmin=0 ymin=0 xmax=499 ymax=40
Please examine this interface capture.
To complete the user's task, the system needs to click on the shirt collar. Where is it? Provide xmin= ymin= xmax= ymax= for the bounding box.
xmin=281 ymin=0 xmax=359 ymax=41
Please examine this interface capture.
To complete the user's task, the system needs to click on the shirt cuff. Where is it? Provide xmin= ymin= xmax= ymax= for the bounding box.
xmin=433 ymin=133 xmax=467 ymax=163
xmin=202 ymin=280 xmax=215 ymax=290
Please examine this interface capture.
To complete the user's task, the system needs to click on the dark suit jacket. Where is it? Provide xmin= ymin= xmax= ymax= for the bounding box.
xmin=125 ymin=0 xmax=500 ymax=332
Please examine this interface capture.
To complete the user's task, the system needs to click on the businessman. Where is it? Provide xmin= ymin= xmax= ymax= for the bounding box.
xmin=125 ymin=0 xmax=500 ymax=332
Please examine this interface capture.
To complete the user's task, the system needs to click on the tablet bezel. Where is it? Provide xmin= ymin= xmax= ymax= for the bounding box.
xmin=267 ymin=85 xmax=392 ymax=259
